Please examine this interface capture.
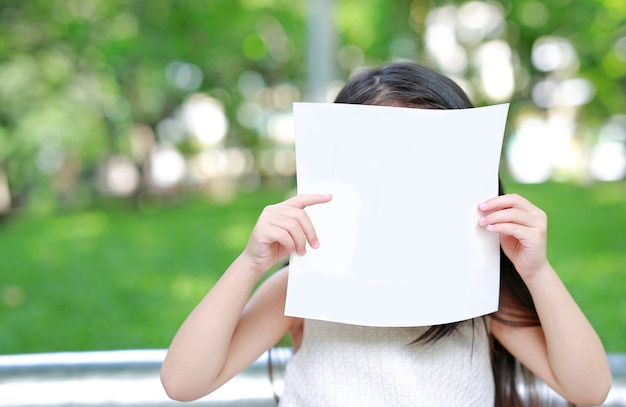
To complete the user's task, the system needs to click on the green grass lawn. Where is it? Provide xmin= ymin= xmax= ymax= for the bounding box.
xmin=0 ymin=187 xmax=293 ymax=354
xmin=1 ymin=179 xmax=624 ymax=354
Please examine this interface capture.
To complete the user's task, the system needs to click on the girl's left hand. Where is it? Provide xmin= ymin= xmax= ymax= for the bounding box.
xmin=478 ymin=194 xmax=549 ymax=280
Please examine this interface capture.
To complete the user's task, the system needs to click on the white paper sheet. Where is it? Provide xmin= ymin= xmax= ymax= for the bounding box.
xmin=285 ymin=102 xmax=509 ymax=327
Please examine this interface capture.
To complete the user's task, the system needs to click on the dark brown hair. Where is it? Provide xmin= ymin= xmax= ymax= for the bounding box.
xmin=334 ymin=62 xmax=570 ymax=407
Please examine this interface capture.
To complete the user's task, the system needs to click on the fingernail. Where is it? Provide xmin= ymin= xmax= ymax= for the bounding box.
xmin=478 ymin=202 xmax=488 ymax=210
xmin=478 ymin=217 xmax=486 ymax=226
xmin=310 ymin=240 xmax=320 ymax=249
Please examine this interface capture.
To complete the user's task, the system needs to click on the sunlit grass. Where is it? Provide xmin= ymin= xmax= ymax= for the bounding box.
xmin=0 ymin=180 xmax=624 ymax=354
xmin=0 ymin=187 xmax=292 ymax=354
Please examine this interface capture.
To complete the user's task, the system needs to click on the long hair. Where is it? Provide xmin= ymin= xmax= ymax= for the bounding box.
xmin=334 ymin=62 xmax=561 ymax=407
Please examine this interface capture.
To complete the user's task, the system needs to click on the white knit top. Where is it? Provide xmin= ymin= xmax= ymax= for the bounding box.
xmin=279 ymin=318 xmax=494 ymax=407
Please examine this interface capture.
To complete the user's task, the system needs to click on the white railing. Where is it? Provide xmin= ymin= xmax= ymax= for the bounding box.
xmin=0 ymin=349 xmax=624 ymax=406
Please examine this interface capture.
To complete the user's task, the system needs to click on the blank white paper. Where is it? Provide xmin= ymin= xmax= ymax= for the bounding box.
xmin=285 ymin=102 xmax=509 ymax=327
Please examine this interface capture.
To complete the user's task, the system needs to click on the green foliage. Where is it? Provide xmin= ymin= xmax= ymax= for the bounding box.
xmin=1 ymin=0 xmax=625 ymax=209
xmin=0 ymin=0 xmax=307 ymax=203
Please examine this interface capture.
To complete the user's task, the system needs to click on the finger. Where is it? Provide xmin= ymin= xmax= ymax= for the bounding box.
xmin=478 ymin=207 xmax=541 ymax=229
xmin=267 ymin=215 xmax=310 ymax=255
xmin=478 ymin=193 xmax=537 ymax=213
xmin=265 ymin=200 xmax=326 ymax=249
xmin=261 ymin=204 xmax=320 ymax=252
xmin=282 ymin=193 xmax=332 ymax=209
xmin=263 ymin=226 xmax=298 ymax=255
xmin=484 ymin=222 xmax=538 ymax=244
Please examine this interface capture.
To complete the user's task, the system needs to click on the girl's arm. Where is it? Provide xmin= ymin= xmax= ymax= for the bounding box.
xmin=160 ymin=194 xmax=331 ymax=401
xmin=479 ymin=194 xmax=611 ymax=406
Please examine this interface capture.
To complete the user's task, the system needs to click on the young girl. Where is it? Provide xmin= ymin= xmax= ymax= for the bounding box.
xmin=160 ymin=63 xmax=611 ymax=406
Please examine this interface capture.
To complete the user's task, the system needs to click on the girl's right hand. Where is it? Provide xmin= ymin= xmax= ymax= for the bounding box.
xmin=242 ymin=194 xmax=332 ymax=275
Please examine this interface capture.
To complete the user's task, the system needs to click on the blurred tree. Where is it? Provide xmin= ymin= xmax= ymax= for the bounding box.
xmin=0 ymin=0 xmax=308 ymax=210
xmin=0 ymin=0 xmax=624 ymax=212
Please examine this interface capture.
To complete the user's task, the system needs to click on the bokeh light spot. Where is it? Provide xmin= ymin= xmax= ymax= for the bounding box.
xmin=150 ymin=146 xmax=187 ymax=189
xmin=97 ymin=156 xmax=140 ymax=197
xmin=165 ymin=61 xmax=203 ymax=92
xmin=506 ymin=118 xmax=552 ymax=183
xmin=520 ymin=1 xmax=549 ymax=28
xmin=532 ymin=36 xmax=577 ymax=72
xmin=242 ymin=34 xmax=267 ymax=61
xmin=181 ymin=94 xmax=228 ymax=147
xmin=590 ymin=142 xmax=626 ymax=181
xmin=2 ymin=285 xmax=26 ymax=308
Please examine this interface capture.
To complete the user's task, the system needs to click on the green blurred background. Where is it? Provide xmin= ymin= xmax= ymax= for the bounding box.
xmin=0 ymin=0 xmax=624 ymax=355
